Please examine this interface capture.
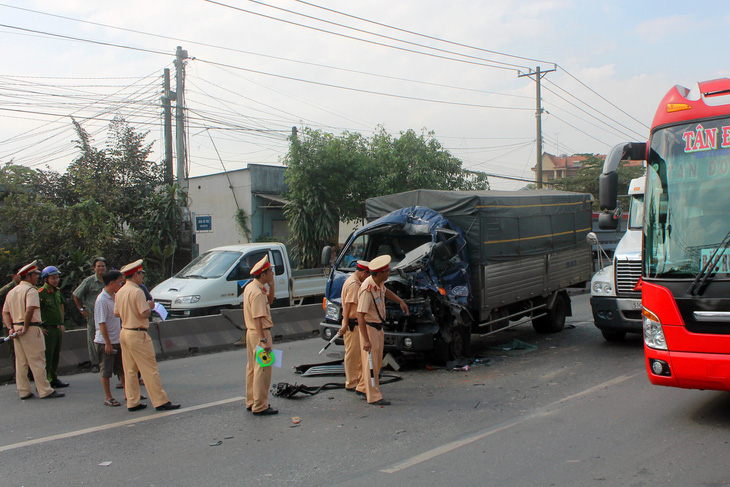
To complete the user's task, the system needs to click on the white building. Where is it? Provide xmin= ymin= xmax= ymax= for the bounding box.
xmin=187 ymin=164 xmax=290 ymax=254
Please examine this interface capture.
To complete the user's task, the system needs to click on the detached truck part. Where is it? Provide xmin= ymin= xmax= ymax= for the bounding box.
xmin=320 ymin=189 xmax=593 ymax=362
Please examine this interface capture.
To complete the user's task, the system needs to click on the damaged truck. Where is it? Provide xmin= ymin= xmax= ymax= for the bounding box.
xmin=320 ymin=189 xmax=594 ymax=361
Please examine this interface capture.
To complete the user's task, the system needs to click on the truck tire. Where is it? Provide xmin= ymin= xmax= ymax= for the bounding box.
xmin=601 ymin=330 xmax=626 ymax=341
xmin=532 ymin=293 xmax=567 ymax=334
xmin=433 ymin=325 xmax=472 ymax=364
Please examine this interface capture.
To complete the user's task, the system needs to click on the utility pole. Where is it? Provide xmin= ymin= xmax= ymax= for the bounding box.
xmin=162 ymin=68 xmax=174 ymax=185
xmin=519 ymin=65 xmax=556 ymax=189
xmin=174 ymin=46 xmax=189 ymax=191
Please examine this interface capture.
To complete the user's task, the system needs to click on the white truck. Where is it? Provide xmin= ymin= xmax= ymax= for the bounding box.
xmin=590 ymin=176 xmax=644 ymax=341
xmin=151 ymin=242 xmax=328 ymax=318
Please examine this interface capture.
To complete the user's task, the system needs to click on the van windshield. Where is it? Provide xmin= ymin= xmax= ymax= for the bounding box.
xmin=175 ymin=251 xmax=242 ymax=279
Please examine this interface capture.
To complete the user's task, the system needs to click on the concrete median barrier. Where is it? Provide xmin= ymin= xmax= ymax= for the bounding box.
xmin=0 ymin=304 xmax=324 ymax=382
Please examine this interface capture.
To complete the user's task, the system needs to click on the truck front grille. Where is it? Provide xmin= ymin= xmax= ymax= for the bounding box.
xmin=616 ymin=260 xmax=641 ymax=297
xmin=156 ymin=299 xmax=172 ymax=310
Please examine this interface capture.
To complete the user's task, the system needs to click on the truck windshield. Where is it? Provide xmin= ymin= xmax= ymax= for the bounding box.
xmin=644 ymin=118 xmax=730 ymax=278
xmin=336 ymin=231 xmax=433 ymax=271
xmin=175 ymin=251 xmax=242 ymax=279
xmin=628 ymin=194 xmax=644 ymax=230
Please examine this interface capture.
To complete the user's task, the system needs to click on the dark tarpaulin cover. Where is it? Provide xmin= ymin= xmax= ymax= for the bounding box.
xmin=365 ymin=189 xmax=592 ymax=265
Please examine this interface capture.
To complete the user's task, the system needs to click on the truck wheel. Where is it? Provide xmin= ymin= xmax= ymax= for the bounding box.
xmin=433 ymin=326 xmax=471 ymax=364
xmin=532 ymin=294 xmax=567 ymax=334
xmin=601 ymin=330 xmax=626 ymax=342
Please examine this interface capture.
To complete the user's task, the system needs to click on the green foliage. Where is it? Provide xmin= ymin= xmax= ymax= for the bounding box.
xmin=235 ymin=209 xmax=252 ymax=242
xmin=0 ymin=118 xmax=190 ymax=291
xmin=550 ymin=154 xmax=645 ymax=211
xmin=283 ymin=126 xmax=489 ymax=268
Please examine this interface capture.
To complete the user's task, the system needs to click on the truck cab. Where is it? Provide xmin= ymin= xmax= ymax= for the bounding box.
xmin=591 ymin=177 xmax=644 ymax=340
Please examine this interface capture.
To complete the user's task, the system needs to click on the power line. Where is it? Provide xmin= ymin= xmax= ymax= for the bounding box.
xmin=202 ymin=0 xmax=521 ymax=72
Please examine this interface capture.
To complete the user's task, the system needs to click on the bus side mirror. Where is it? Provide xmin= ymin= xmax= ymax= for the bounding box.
xmin=599 ymin=171 xmax=618 ymax=211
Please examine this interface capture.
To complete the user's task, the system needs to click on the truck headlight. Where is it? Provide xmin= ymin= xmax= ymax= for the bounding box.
xmin=324 ymin=300 xmax=340 ymax=321
xmin=174 ymin=295 xmax=201 ymax=305
xmin=643 ymin=308 xmax=667 ymax=350
xmin=591 ymin=281 xmax=612 ymax=294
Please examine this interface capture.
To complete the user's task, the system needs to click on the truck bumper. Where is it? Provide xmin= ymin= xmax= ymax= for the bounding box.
xmin=319 ymin=323 xmax=434 ymax=352
xmin=590 ymin=296 xmax=642 ymax=333
xmin=645 ymin=347 xmax=730 ymax=391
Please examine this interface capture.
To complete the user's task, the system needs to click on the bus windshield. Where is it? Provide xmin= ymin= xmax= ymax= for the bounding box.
xmin=644 ymin=118 xmax=730 ymax=278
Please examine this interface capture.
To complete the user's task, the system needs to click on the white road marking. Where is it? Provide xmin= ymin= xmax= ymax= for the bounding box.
xmin=0 ymin=396 xmax=244 ymax=453
xmin=380 ymin=372 xmax=640 ymax=474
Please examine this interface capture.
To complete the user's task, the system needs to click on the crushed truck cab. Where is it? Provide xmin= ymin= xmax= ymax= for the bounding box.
xmin=321 ymin=189 xmax=593 ymax=362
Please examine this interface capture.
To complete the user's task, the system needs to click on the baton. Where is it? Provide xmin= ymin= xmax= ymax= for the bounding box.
xmin=318 ymin=332 xmax=340 ymax=355
xmin=2 ymin=332 xmax=18 ymax=342
xmin=368 ymin=352 xmax=375 ymax=386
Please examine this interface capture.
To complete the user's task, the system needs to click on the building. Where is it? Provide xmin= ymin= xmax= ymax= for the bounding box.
xmin=533 ymin=153 xmax=606 ymax=184
xmin=187 ymin=164 xmax=290 ymax=254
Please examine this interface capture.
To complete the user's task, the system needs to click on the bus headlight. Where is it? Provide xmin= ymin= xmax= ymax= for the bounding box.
xmin=643 ymin=308 xmax=667 ymax=350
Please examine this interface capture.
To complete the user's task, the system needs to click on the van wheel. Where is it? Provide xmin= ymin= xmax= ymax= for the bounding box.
xmin=532 ymin=294 xmax=567 ymax=334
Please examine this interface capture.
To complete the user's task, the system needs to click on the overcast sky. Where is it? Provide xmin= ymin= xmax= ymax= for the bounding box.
xmin=2 ymin=0 xmax=728 ymax=190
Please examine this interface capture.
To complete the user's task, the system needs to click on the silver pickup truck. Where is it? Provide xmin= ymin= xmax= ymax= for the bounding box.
xmin=152 ymin=242 xmax=327 ymax=318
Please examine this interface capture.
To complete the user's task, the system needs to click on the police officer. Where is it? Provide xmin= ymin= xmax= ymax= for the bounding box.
xmin=244 ymin=255 xmax=278 ymax=416
xmin=338 ymin=260 xmax=369 ymax=394
xmin=2 ymin=261 xmax=64 ymax=399
xmin=38 ymin=266 xmax=69 ymax=388
xmin=357 ymin=255 xmax=408 ymax=406
xmin=115 ymin=259 xmax=180 ymax=412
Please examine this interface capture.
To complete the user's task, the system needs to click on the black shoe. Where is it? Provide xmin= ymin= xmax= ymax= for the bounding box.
xmin=252 ymin=405 xmax=278 ymax=416
xmin=20 ymin=392 xmax=34 ymax=400
xmin=128 ymin=403 xmax=147 ymax=412
xmin=155 ymin=401 xmax=181 ymax=411
xmin=246 ymin=405 xmax=252 ymax=411
xmin=50 ymin=379 xmax=69 ymax=388
xmin=41 ymin=390 xmax=65 ymax=399
xmin=91 ymin=365 xmax=100 ymax=373
xmin=355 ymin=390 xmax=366 ymax=397
xmin=370 ymin=399 xmax=391 ymax=406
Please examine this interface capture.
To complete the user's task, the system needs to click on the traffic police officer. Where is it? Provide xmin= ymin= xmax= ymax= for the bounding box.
xmin=357 ymin=255 xmax=408 ymax=406
xmin=338 ymin=260 xmax=369 ymax=394
xmin=244 ymin=255 xmax=278 ymax=416
xmin=115 ymin=259 xmax=180 ymax=412
xmin=2 ymin=261 xmax=64 ymax=399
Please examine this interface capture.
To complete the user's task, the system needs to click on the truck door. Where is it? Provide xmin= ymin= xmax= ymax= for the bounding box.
xmin=270 ymin=248 xmax=290 ymax=302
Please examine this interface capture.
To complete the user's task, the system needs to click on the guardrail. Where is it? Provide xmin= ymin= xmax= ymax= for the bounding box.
xmin=0 ymin=304 xmax=323 ymax=383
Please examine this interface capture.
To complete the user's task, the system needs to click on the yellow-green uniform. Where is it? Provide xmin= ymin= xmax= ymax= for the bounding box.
xmin=3 ymin=280 xmax=54 ymax=398
xmin=38 ymin=283 xmax=64 ymax=383
xmin=243 ymin=278 xmax=274 ymax=413
xmin=357 ymin=275 xmax=386 ymax=403
xmin=341 ymin=272 xmax=364 ymax=391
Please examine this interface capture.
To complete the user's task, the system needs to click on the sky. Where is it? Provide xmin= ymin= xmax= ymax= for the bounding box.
xmin=1 ymin=0 xmax=729 ymax=190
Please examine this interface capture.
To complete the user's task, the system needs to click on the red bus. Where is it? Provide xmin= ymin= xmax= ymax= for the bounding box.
xmin=599 ymin=78 xmax=730 ymax=391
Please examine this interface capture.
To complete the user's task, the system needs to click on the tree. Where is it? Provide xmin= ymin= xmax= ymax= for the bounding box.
xmin=283 ymin=126 xmax=489 ymax=267
xmin=550 ymin=154 xmax=644 ymax=211
xmin=0 ymin=117 xmax=189 ymax=294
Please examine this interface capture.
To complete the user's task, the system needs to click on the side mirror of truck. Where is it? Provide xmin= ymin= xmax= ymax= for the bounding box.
xmin=321 ymin=246 xmax=332 ymax=267
xmin=586 ymin=232 xmax=599 ymax=245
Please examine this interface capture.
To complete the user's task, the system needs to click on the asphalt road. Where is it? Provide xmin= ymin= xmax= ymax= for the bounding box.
xmin=2 ymin=293 xmax=729 ymax=487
